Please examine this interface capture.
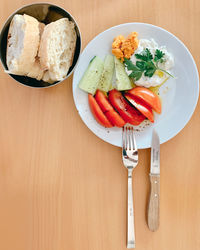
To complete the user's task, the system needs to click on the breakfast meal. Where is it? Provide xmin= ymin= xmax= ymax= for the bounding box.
xmin=6 ymin=14 xmax=76 ymax=83
xmin=78 ymin=32 xmax=175 ymax=127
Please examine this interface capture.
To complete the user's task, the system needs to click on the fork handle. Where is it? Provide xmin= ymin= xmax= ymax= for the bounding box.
xmin=127 ymin=171 xmax=135 ymax=248
xmin=147 ymin=174 xmax=160 ymax=231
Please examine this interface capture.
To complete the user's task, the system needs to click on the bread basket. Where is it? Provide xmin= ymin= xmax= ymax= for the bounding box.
xmin=0 ymin=3 xmax=81 ymax=88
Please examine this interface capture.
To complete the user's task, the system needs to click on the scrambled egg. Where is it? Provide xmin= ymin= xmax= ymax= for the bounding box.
xmin=112 ymin=32 xmax=139 ymax=61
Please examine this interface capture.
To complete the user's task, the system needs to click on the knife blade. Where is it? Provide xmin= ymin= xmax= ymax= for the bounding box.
xmin=148 ymin=129 xmax=160 ymax=232
xmin=151 ymin=129 xmax=160 ymax=175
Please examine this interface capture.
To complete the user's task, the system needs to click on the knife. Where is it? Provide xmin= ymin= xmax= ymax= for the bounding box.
xmin=147 ymin=129 xmax=160 ymax=231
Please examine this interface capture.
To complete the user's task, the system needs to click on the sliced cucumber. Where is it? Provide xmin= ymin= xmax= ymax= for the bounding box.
xmin=108 ymin=82 xmax=114 ymax=91
xmin=114 ymin=57 xmax=133 ymax=91
xmin=98 ymin=55 xmax=114 ymax=92
xmin=79 ymin=56 xmax=104 ymax=95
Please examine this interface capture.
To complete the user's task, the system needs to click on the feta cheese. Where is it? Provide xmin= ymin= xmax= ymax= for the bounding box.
xmin=128 ymin=39 xmax=174 ymax=87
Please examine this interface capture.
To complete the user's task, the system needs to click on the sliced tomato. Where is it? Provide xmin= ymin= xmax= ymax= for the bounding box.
xmin=128 ymin=87 xmax=162 ymax=114
xmin=108 ymin=89 xmax=145 ymax=126
xmin=95 ymin=90 xmax=126 ymax=127
xmin=95 ymin=90 xmax=113 ymax=113
xmin=124 ymin=93 xmax=154 ymax=123
xmin=88 ymin=94 xmax=113 ymax=127
xmin=105 ymin=110 xmax=126 ymax=127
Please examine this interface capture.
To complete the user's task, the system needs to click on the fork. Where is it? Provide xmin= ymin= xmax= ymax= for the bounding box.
xmin=122 ymin=125 xmax=138 ymax=249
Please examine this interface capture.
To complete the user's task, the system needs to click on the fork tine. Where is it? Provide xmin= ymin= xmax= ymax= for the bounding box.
xmin=126 ymin=126 xmax=130 ymax=150
xmin=130 ymin=127 xmax=137 ymax=151
xmin=123 ymin=126 xmax=129 ymax=150
xmin=128 ymin=127 xmax=131 ymax=150
xmin=122 ymin=126 xmax=125 ymax=149
xmin=128 ymin=127 xmax=133 ymax=150
xmin=123 ymin=126 xmax=127 ymax=150
xmin=133 ymin=133 xmax=137 ymax=151
xmin=124 ymin=127 xmax=128 ymax=150
xmin=123 ymin=125 xmax=137 ymax=151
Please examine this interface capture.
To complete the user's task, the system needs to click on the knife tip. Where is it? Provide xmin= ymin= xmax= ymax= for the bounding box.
xmin=152 ymin=128 xmax=160 ymax=144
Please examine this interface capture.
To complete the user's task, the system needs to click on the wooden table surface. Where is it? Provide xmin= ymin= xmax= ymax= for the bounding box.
xmin=0 ymin=0 xmax=200 ymax=250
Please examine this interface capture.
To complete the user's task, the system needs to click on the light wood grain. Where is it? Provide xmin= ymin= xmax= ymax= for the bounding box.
xmin=0 ymin=0 xmax=200 ymax=250
xmin=148 ymin=174 xmax=160 ymax=232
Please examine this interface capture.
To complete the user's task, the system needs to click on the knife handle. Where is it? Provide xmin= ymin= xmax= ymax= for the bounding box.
xmin=147 ymin=174 xmax=160 ymax=231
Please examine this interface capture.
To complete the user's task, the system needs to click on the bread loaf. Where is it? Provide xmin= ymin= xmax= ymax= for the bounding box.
xmin=6 ymin=14 xmax=44 ymax=80
xmin=6 ymin=15 xmax=77 ymax=83
xmin=39 ymin=18 xmax=77 ymax=82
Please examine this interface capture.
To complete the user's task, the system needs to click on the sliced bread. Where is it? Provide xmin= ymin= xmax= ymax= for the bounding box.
xmin=38 ymin=18 xmax=77 ymax=82
xmin=6 ymin=14 xmax=44 ymax=80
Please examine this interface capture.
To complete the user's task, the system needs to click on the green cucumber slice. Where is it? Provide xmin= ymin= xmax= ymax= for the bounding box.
xmin=98 ymin=55 xmax=114 ymax=92
xmin=79 ymin=56 xmax=104 ymax=95
xmin=114 ymin=57 xmax=133 ymax=91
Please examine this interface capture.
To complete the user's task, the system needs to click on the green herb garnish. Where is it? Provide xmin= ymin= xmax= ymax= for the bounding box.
xmin=124 ymin=48 xmax=174 ymax=81
xmin=135 ymin=48 xmax=153 ymax=62
xmin=154 ymin=49 xmax=165 ymax=63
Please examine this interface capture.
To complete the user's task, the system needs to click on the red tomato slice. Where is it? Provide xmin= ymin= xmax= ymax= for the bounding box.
xmin=95 ymin=90 xmax=113 ymax=113
xmin=88 ymin=94 xmax=113 ymax=128
xmin=124 ymin=93 xmax=154 ymax=123
xmin=95 ymin=90 xmax=126 ymax=127
xmin=128 ymin=87 xmax=162 ymax=114
xmin=108 ymin=89 xmax=145 ymax=126
xmin=105 ymin=110 xmax=126 ymax=127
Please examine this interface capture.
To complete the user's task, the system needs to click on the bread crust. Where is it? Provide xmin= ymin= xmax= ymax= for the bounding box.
xmin=69 ymin=24 xmax=77 ymax=70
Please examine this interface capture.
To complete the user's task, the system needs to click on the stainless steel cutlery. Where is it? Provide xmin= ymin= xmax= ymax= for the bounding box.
xmin=122 ymin=127 xmax=160 ymax=248
xmin=148 ymin=129 xmax=160 ymax=231
xmin=122 ymin=125 xmax=138 ymax=248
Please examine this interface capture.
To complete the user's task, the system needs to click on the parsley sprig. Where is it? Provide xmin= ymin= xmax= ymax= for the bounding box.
xmin=124 ymin=48 xmax=174 ymax=81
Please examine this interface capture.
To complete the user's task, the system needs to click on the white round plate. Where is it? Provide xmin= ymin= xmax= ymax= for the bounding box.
xmin=73 ymin=23 xmax=199 ymax=149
